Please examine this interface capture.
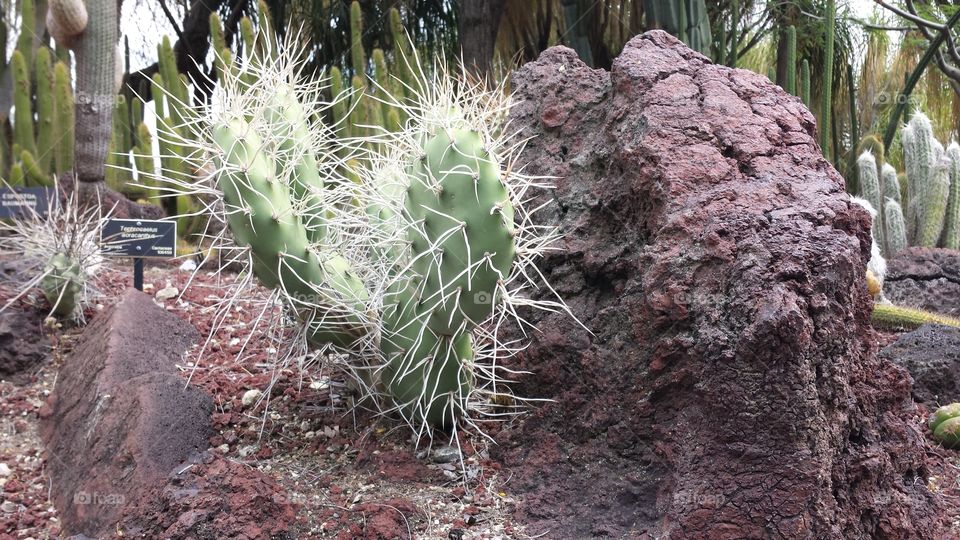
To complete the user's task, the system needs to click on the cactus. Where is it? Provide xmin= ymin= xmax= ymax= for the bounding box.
xmin=929 ymin=403 xmax=960 ymax=449
xmin=41 ymin=253 xmax=83 ymax=316
xmin=800 ymin=59 xmax=810 ymax=107
xmin=35 ymin=48 xmax=56 ymax=174
xmin=881 ymin=163 xmax=900 ymax=205
xmin=820 ymin=0 xmax=835 ymax=159
xmin=784 ymin=26 xmax=797 ymax=95
xmin=21 ymin=149 xmax=51 ymax=186
xmin=902 ymin=114 xmax=933 ymax=241
xmin=53 ymin=61 xmax=75 ymax=174
xmin=871 ymin=303 xmax=960 ymax=331
xmin=12 ymin=51 xmax=36 ymax=157
xmin=917 ymin=157 xmax=951 ymax=247
xmin=16 ymin=0 xmax=35 ymax=67
xmin=857 ymin=152 xmax=883 ymax=246
xmin=48 ymin=0 xmax=89 ymax=40
xmin=943 ymin=142 xmax=960 ymax=249
xmin=884 ymin=199 xmax=908 ymax=256
xmin=349 ymin=1 xmax=366 ymax=80
xmin=154 ymin=24 xmax=570 ymax=434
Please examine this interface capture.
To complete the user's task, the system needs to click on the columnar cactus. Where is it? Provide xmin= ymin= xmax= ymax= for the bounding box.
xmin=857 ymin=151 xmax=883 ymax=244
xmin=943 ymin=142 xmax=960 ymax=249
xmin=884 ymin=199 xmax=908 ymax=256
xmin=881 ymin=163 xmax=900 ymax=205
xmin=929 ymin=403 xmax=960 ymax=449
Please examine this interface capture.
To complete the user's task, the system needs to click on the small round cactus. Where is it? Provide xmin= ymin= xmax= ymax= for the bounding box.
xmin=929 ymin=403 xmax=960 ymax=449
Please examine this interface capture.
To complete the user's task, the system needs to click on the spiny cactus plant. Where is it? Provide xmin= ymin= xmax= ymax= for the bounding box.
xmin=929 ymin=403 xmax=960 ymax=449
xmin=871 ymin=303 xmax=960 ymax=331
xmin=856 ymin=113 xmax=960 ymax=256
xmin=148 ymin=28 xmax=569 ymax=436
xmin=0 ymin=188 xmax=107 ymax=321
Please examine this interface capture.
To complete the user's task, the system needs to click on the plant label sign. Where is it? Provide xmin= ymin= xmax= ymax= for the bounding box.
xmin=101 ymin=219 xmax=177 ymax=258
xmin=0 ymin=187 xmax=57 ymax=218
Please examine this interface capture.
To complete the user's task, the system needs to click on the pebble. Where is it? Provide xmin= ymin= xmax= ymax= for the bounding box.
xmin=241 ymin=389 xmax=262 ymax=407
xmin=430 ymin=445 xmax=461 ymax=464
xmin=155 ymin=285 xmax=179 ymax=302
xmin=179 ymin=259 xmax=198 ymax=272
xmin=238 ymin=445 xmax=258 ymax=458
xmin=0 ymin=501 xmax=18 ymax=513
xmin=216 ymin=444 xmax=229 ymax=453
xmin=0 ymin=463 xmax=11 ymax=477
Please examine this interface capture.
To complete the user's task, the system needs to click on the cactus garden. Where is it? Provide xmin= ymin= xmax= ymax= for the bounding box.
xmin=3 ymin=1 xmax=960 ymax=538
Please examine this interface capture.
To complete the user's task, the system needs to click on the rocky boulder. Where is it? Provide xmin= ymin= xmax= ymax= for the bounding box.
xmin=884 ymin=247 xmax=960 ymax=316
xmin=880 ymin=324 xmax=960 ymax=409
xmin=494 ymin=32 xmax=942 ymax=538
xmin=41 ymin=289 xmax=294 ymax=538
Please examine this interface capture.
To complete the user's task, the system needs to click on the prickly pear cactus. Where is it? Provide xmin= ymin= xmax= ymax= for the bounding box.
xmin=930 ymin=403 xmax=960 ymax=449
xmin=151 ymin=24 xmax=568 ymax=435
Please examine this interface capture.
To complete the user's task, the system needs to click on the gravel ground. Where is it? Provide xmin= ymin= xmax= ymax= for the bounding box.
xmin=0 ymin=259 xmax=531 ymax=539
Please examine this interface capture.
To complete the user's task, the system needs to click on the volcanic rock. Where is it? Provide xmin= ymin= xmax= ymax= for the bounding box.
xmin=495 ymin=31 xmax=943 ymax=539
xmin=884 ymin=247 xmax=960 ymax=316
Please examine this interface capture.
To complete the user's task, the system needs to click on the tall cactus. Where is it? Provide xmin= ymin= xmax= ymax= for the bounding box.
xmin=820 ymin=0 xmax=835 ymax=159
xmin=884 ymin=199 xmax=908 ymax=256
xmin=35 ymin=48 xmax=56 ymax=173
xmin=857 ymin=151 xmax=883 ymax=247
xmin=800 ymin=59 xmax=810 ymax=107
xmin=943 ymin=142 xmax=960 ymax=249
xmin=784 ymin=26 xmax=797 ymax=95
xmin=11 ymin=51 xmax=36 ymax=158
xmin=53 ymin=61 xmax=75 ymax=174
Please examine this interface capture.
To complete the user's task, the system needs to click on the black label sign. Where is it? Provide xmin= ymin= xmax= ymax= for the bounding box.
xmin=101 ymin=219 xmax=177 ymax=258
xmin=0 ymin=187 xmax=57 ymax=218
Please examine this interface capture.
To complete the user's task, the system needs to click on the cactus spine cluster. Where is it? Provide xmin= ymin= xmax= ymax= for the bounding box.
xmin=929 ymin=403 xmax=960 ymax=449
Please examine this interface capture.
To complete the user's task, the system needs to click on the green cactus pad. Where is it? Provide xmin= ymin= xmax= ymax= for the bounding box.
xmin=212 ymin=119 xmax=368 ymax=347
xmin=404 ymin=129 xmax=516 ymax=335
xmin=380 ymin=283 xmax=474 ymax=429
xmin=262 ymin=83 xmax=326 ymax=244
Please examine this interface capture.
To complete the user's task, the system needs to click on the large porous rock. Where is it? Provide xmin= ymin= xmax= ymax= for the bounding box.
xmin=880 ymin=324 xmax=960 ymax=409
xmin=495 ymin=32 xmax=943 ymax=539
xmin=41 ymin=289 xmax=294 ymax=538
xmin=884 ymin=247 xmax=960 ymax=316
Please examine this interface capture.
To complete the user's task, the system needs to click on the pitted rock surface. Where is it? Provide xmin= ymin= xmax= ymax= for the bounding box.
xmin=880 ymin=323 xmax=960 ymax=409
xmin=494 ymin=31 xmax=943 ymax=539
xmin=884 ymin=247 xmax=960 ymax=316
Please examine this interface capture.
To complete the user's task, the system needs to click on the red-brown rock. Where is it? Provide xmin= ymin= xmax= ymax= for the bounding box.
xmin=41 ymin=289 xmax=294 ymax=538
xmin=494 ymin=32 xmax=943 ymax=539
